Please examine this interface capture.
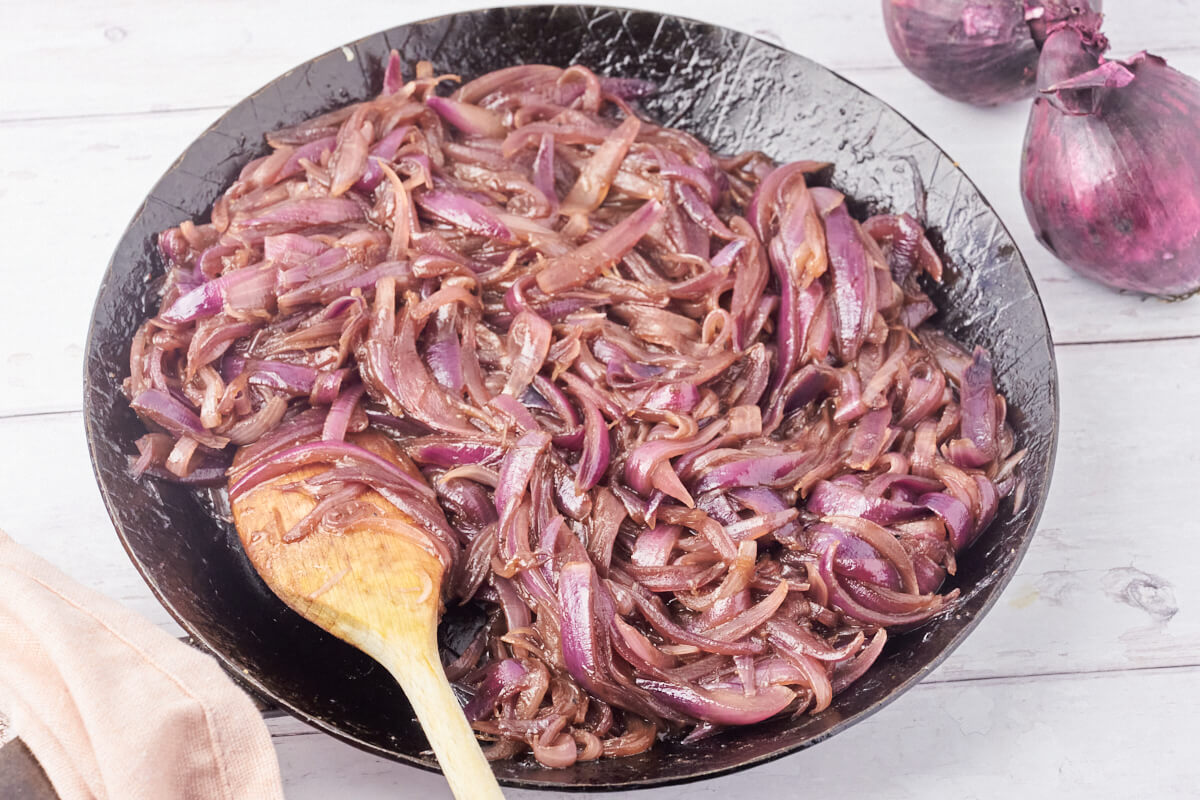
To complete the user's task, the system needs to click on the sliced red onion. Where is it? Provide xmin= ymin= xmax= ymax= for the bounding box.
xmin=973 ymin=474 xmax=999 ymax=537
xmin=382 ymin=49 xmax=404 ymax=95
xmin=308 ymin=370 xmax=345 ymax=406
xmin=819 ymin=544 xmax=948 ymax=628
xmin=130 ymin=433 xmax=173 ymax=477
xmin=820 ymin=514 xmax=918 ymax=594
xmin=831 ymin=629 xmax=888 ymax=694
xmin=765 ymin=618 xmax=864 ymax=663
xmin=535 ymin=199 xmax=663 ymax=293
xmin=354 ymin=125 xmax=410 ymax=192
xmin=503 ymin=311 xmax=553 ymax=398
xmin=161 ymin=264 xmax=275 ymax=324
xmin=774 ymin=177 xmax=826 ymax=287
xmin=278 ymin=136 xmax=337 ymax=181
xmin=229 ymin=439 xmax=433 ymax=500
xmin=636 ymin=680 xmax=794 ymax=725
xmin=764 ymin=243 xmax=819 ymax=418
xmin=495 ymin=430 xmax=552 ymax=529
xmin=575 ymin=396 xmax=611 ymax=492
xmin=227 ymin=408 xmax=326 ymax=476
xmin=898 ymin=363 xmax=947 ymax=427
xmin=270 ymin=238 xmax=338 ymax=275
xmin=954 ymin=346 xmax=998 ymax=465
xmin=912 ymin=553 xmax=947 ymax=596
xmin=846 ymin=407 xmax=894 ymax=471
xmin=728 ymin=486 xmax=791 ymax=514
xmin=701 ymin=581 xmax=789 ymax=642
xmin=463 ymin=658 xmax=529 ymax=721
xmin=561 ymin=115 xmax=640 ymax=215
xmin=275 ymin=246 xmax=352 ymax=293
xmin=426 ymin=95 xmax=508 ymax=139
xmin=454 ymin=64 xmax=563 ymax=104
xmin=501 ymin=119 xmax=610 ymax=158
xmin=921 ymin=491 xmax=974 ymax=551
xmin=613 ymin=616 xmax=676 ymax=671
xmin=378 ymin=310 xmax=480 ymax=435
xmin=863 ymin=213 xmax=943 ymax=283
xmin=328 ymin=107 xmax=371 ymax=197
xmin=493 ymin=575 xmax=532 ymax=634
xmin=322 ymin=383 xmax=365 ymax=442
xmin=281 ymin=483 xmax=367 ymax=544
xmin=746 ymin=160 xmax=827 ymax=239
xmin=841 ymin=576 xmax=940 ymax=617
xmin=532 ymin=133 xmax=559 ymax=214
xmin=630 ymin=524 xmax=680 ymax=567
xmin=558 ymin=562 xmax=670 ymax=722
xmin=823 ymin=203 xmax=876 ymax=362
xmin=240 ymin=197 xmax=364 ymax=230
xmin=408 ymin=438 xmax=503 ymax=468
xmin=807 ymin=479 xmax=924 ymax=525
xmin=623 ymin=421 xmax=725 ymax=506
xmin=228 ymin=358 xmax=337 ymax=398
xmin=641 ymin=382 xmax=700 ymax=414
xmin=416 ymin=189 xmax=515 ymax=242
xmin=423 ymin=309 xmax=466 ymax=394
xmin=692 ymin=451 xmax=815 ymax=495
xmin=623 ymin=583 xmax=763 ymax=656
xmin=489 ymin=394 xmax=540 ymax=434
xmin=130 ymin=389 xmax=229 ymax=449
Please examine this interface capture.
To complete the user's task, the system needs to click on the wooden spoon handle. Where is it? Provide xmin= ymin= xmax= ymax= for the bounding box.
xmin=381 ymin=642 xmax=505 ymax=800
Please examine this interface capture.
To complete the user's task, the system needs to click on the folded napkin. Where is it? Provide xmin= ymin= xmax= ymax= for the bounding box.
xmin=0 ymin=529 xmax=285 ymax=800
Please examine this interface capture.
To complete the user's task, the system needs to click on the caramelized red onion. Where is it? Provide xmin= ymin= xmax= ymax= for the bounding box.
xmin=126 ymin=57 xmax=1021 ymax=768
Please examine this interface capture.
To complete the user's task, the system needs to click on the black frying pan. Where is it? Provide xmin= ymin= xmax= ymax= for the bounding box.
xmin=83 ymin=5 xmax=1058 ymax=791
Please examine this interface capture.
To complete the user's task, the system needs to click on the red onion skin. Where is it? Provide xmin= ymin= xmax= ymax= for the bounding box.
xmin=1021 ymin=33 xmax=1200 ymax=297
xmin=882 ymin=1 xmax=1103 ymax=107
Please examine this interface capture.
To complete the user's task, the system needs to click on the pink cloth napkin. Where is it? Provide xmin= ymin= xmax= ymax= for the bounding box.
xmin=0 ymin=529 xmax=285 ymax=800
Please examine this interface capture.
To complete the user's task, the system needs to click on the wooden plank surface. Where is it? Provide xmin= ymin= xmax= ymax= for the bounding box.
xmin=1 ymin=0 xmax=1197 ymax=796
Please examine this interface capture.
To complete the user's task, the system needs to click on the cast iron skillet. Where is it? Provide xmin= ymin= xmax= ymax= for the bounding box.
xmin=83 ymin=5 xmax=1059 ymax=791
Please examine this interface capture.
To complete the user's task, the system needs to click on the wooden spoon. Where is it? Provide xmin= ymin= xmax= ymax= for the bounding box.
xmin=230 ymin=430 xmax=505 ymax=800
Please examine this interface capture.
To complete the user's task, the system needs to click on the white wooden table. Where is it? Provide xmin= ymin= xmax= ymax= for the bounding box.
xmin=2 ymin=1 xmax=1198 ymax=797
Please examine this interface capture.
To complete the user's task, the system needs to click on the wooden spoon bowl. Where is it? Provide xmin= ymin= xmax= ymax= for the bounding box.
xmin=231 ymin=430 xmax=504 ymax=800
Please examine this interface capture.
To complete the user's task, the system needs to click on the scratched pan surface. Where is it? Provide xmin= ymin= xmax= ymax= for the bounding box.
xmin=83 ymin=5 xmax=1059 ymax=791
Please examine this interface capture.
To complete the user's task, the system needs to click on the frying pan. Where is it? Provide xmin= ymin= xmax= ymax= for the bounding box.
xmin=83 ymin=5 xmax=1059 ymax=791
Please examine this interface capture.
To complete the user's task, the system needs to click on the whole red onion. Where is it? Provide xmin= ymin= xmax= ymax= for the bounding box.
xmin=881 ymin=0 xmax=1102 ymax=106
xmin=1021 ymin=28 xmax=1200 ymax=297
